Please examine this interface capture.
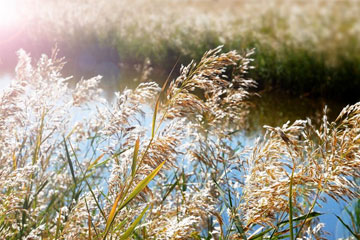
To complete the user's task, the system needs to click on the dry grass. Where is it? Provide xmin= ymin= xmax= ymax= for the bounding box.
xmin=0 ymin=46 xmax=359 ymax=239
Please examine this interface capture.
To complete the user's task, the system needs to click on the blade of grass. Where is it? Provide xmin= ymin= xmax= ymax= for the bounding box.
xmin=104 ymin=193 xmax=122 ymax=236
xmin=344 ymin=204 xmax=359 ymax=233
xmin=55 ymin=208 xmax=62 ymax=239
xmin=32 ymin=109 xmax=45 ymax=165
xmin=132 ymin=138 xmax=140 ymax=177
xmin=151 ymin=100 xmax=159 ymax=139
xmin=113 ymin=217 xmax=128 ymax=233
xmin=63 ymin=137 xmax=77 ymax=186
xmin=212 ymin=177 xmax=247 ymax=240
xmin=27 ymin=180 xmax=49 ymax=208
xmin=355 ymin=199 xmax=360 ymax=232
xmin=211 ymin=211 xmax=224 ymax=239
xmin=119 ymin=205 xmax=149 ymax=240
xmin=161 ymin=175 xmax=179 ymax=204
xmin=336 ymin=215 xmax=360 ymax=239
xmin=226 ymin=183 xmax=246 ymax=239
xmin=85 ymin=197 xmax=99 ymax=238
xmin=278 ymin=212 xmax=322 ymax=225
xmin=85 ymin=178 xmax=106 ymax=220
xmin=277 ymin=234 xmax=290 ymax=239
xmin=249 ymin=212 xmax=322 ymax=240
xmin=87 ymin=153 xmax=105 ymax=171
xmin=158 ymin=55 xmax=180 ymax=101
xmin=289 ymin=167 xmax=295 ymax=240
xmin=119 ymin=160 xmax=165 ymax=210
xmin=103 ymin=161 xmax=165 ymax=238
xmin=181 ymin=168 xmax=187 ymax=191
xmin=67 ymin=141 xmax=107 ymax=221
xmin=92 ymin=158 xmax=111 ymax=169
xmin=12 ymin=151 xmax=16 ymax=170
xmin=249 ymin=228 xmax=272 ymax=240
xmin=142 ymin=225 xmax=147 ymax=239
xmin=88 ymin=214 xmax=92 ymax=240
xmin=134 ymin=231 xmax=144 ymax=240
xmin=295 ymin=189 xmax=321 ymax=238
xmin=152 ymin=56 xmax=180 ymax=135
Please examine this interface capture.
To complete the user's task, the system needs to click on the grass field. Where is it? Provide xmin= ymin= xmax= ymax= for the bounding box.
xmin=0 ymin=45 xmax=359 ymax=239
xmin=13 ymin=0 xmax=357 ymax=100
xmin=0 ymin=1 xmax=360 ymax=239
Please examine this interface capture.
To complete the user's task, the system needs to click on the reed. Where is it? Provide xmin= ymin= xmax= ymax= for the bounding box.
xmin=0 ymin=46 xmax=359 ymax=239
xmin=13 ymin=0 xmax=360 ymax=99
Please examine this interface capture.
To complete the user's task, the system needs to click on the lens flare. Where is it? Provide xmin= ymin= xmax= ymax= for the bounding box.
xmin=0 ymin=0 xmax=21 ymax=28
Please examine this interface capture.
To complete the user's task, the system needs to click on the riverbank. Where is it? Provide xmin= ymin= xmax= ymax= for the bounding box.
xmin=2 ymin=0 xmax=360 ymax=101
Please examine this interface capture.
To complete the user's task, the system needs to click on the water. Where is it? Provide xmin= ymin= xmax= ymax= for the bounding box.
xmin=0 ymin=73 xmax=12 ymax=91
xmin=0 ymin=57 xmax=355 ymax=239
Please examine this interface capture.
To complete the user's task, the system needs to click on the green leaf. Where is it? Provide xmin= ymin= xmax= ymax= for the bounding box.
xmin=67 ymin=140 xmax=106 ymax=221
xmin=249 ymin=228 xmax=272 ymax=240
xmin=103 ymin=161 xmax=165 ymax=238
xmin=92 ymin=158 xmax=111 ymax=169
xmin=87 ymin=153 xmax=105 ymax=171
xmin=336 ymin=215 xmax=360 ymax=239
xmin=113 ymin=217 xmax=128 ymax=233
xmin=249 ymin=212 xmax=323 ymax=240
xmin=212 ymin=177 xmax=247 ymax=240
xmin=85 ymin=178 xmax=106 ymax=221
xmin=119 ymin=160 xmax=165 ymax=211
xmin=63 ymin=138 xmax=77 ymax=186
xmin=119 ymin=205 xmax=149 ymax=240
xmin=181 ymin=169 xmax=187 ymax=191
xmin=279 ymin=211 xmax=322 ymax=226
xmin=233 ymin=214 xmax=247 ymax=240
xmin=161 ymin=176 xmax=179 ymax=204
xmin=55 ymin=208 xmax=63 ymax=239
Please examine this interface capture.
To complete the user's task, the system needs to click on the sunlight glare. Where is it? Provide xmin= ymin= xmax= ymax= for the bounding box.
xmin=0 ymin=0 xmax=21 ymax=28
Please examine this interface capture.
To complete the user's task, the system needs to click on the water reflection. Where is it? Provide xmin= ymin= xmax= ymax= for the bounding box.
xmin=0 ymin=73 xmax=12 ymax=91
xmin=246 ymin=90 xmax=346 ymax=137
xmin=0 ymin=60 xmax=353 ymax=238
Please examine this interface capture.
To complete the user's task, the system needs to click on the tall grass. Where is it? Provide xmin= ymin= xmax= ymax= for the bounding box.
xmin=13 ymin=0 xmax=360 ymax=99
xmin=0 ymin=47 xmax=359 ymax=239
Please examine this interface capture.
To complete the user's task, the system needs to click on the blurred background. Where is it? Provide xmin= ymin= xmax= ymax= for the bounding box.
xmin=1 ymin=0 xmax=359 ymax=238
